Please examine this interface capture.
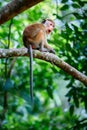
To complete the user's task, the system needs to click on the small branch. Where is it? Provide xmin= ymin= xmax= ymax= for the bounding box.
xmin=0 ymin=48 xmax=87 ymax=85
xmin=55 ymin=0 xmax=59 ymax=16
xmin=2 ymin=19 xmax=13 ymax=119
xmin=7 ymin=19 xmax=13 ymax=48
xmin=0 ymin=0 xmax=43 ymax=25
xmin=8 ymin=57 xmax=17 ymax=77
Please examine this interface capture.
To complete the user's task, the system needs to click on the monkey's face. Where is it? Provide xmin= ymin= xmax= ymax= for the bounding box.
xmin=45 ymin=20 xmax=55 ymax=35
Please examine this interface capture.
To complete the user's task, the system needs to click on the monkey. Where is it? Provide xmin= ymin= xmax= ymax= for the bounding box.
xmin=23 ymin=19 xmax=55 ymax=104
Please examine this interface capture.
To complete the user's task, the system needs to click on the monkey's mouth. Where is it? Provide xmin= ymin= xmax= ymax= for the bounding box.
xmin=49 ymin=30 xmax=51 ymax=32
xmin=48 ymin=30 xmax=51 ymax=33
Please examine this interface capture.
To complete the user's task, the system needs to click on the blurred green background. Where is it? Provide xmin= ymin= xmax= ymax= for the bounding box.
xmin=0 ymin=0 xmax=87 ymax=129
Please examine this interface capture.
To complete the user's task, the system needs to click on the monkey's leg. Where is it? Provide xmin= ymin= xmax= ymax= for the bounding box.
xmin=28 ymin=45 xmax=33 ymax=104
xmin=27 ymin=31 xmax=48 ymax=51
xmin=27 ymin=30 xmax=44 ymax=47
xmin=34 ymin=30 xmax=50 ymax=52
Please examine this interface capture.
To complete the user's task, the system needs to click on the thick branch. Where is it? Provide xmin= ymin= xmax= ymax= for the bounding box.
xmin=0 ymin=0 xmax=43 ymax=25
xmin=0 ymin=48 xmax=87 ymax=85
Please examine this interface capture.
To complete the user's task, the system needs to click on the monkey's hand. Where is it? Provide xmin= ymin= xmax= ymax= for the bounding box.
xmin=49 ymin=49 xmax=55 ymax=54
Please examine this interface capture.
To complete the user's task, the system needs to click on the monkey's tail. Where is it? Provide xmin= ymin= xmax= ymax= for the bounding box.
xmin=28 ymin=45 xmax=33 ymax=104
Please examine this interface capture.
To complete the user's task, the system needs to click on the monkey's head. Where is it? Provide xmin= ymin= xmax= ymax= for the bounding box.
xmin=42 ymin=19 xmax=55 ymax=35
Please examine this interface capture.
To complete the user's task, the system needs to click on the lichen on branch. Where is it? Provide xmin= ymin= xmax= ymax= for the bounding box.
xmin=0 ymin=48 xmax=87 ymax=85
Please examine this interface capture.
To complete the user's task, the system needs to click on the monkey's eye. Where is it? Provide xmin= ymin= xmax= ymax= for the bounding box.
xmin=50 ymin=23 xmax=53 ymax=26
xmin=50 ymin=23 xmax=54 ymax=28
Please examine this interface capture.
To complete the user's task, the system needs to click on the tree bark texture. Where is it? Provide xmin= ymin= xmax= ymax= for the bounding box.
xmin=0 ymin=48 xmax=87 ymax=86
xmin=0 ymin=0 xmax=43 ymax=25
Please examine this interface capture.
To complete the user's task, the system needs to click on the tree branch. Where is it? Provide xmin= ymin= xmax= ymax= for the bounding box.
xmin=0 ymin=48 xmax=87 ymax=85
xmin=0 ymin=0 xmax=43 ymax=25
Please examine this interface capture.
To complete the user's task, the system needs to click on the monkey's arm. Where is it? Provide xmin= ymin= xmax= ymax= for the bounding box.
xmin=44 ymin=42 xmax=55 ymax=54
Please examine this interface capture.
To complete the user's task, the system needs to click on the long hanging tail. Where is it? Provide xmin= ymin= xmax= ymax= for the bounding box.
xmin=28 ymin=45 xmax=33 ymax=104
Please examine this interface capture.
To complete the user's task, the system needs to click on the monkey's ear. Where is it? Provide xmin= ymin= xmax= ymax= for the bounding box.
xmin=42 ymin=18 xmax=55 ymax=27
xmin=41 ymin=19 xmax=46 ymax=24
xmin=41 ymin=18 xmax=49 ymax=23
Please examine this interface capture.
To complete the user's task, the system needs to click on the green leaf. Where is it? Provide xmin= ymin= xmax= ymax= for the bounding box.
xmin=73 ymin=12 xmax=83 ymax=19
xmin=69 ymin=104 xmax=74 ymax=116
xmin=3 ymin=78 xmax=13 ymax=91
xmin=18 ymin=91 xmax=30 ymax=103
xmin=47 ymin=86 xmax=53 ymax=99
xmin=61 ymin=4 xmax=69 ymax=10
xmin=72 ymin=3 xmax=80 ymax=8
xmin=53 ymin=14 xmax=62 ymax=20
xmin=61 ymin=0 xmax=68 ymax=3
xmin=73 ymin=92 xmax=79 ymax=108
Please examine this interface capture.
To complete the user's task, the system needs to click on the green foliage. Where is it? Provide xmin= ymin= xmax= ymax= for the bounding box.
xmin=0 ymin=0 xmax=87 ymax=129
